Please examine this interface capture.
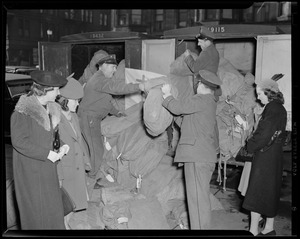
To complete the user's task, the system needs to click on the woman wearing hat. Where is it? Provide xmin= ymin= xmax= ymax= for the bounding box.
xmin=242 ymin=78 xmax=287 ymax=236
xmin=56 ymin=75 xmax=91 ymax=229
xmin=11 ymin=70 xmax=69 ymax=229
xmin=161 ymin=70 xmax=222 ymax=229
xmin=77 ymin=52 xmax=158 ymax=183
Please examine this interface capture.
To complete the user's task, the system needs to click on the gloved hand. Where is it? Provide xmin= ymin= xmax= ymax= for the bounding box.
xmin=47 ymin=150 xmax=61 ymax=163
xmin=161 ymin=84 xmax=172 ymax=99
xmin=115 ymin=112 xmax=127 ymax=118
xmin=57 ymin=144 xmax=70 ymax=159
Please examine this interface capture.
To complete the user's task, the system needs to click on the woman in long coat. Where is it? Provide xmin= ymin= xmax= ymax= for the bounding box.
xmin=56 ymin=76 xmax=91 ymax=219
xmin=242 ymin=78 xmax=287 ymax=236
xmin=10 ymin=70 xmax=68 ymax=229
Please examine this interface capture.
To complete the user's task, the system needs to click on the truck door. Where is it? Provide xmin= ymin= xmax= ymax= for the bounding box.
xmin=255 ymin=34 xmax=291 ymax=131
xmin=38 ymin=42 xmax=71 ymax=78
xmin=141 ymin=39 xmax=176 ymax=76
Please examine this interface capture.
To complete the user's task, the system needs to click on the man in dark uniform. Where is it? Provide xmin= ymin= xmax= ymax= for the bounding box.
xmin=184 ymin=26 xmax=222 ymax=155
xmin=78 ymin=53 xmax=148 ymax=181
xmin=161 ymin=70 xmax=222 ymax=229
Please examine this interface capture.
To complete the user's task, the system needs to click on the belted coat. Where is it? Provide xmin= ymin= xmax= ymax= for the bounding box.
xmin=162 ymin=93 xmax=218 ymax=163
xmin=243 ymin=100 xmax=287 ymax=217
xmin=57 ymin=111 xmax=91 ymax=211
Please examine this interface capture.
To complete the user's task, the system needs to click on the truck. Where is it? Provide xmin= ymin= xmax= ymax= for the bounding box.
xmin=38 ymin=24 xmax=292 ymax=166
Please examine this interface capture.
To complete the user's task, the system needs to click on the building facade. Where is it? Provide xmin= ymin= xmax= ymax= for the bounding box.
xmin=5 ymin=3 xmax=293 ymax=67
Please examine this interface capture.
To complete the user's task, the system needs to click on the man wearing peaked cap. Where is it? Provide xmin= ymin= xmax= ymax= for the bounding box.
xmin=196 ymin=26 xmax=216 ymax=41
xmin=96 ymin=54 xmax=117 ymax=66
xmin=78 ymin=50 xmax=109 ymax=86
xmin=30 ymin=70 xmax=68 ymax=87
xmin=183 ymin=26 xmax=221 ymax=98
xmin=77 ymin=50 xmax=149 ymax=182
xmin=199 ymin=69 xmax=222 ymax=88
xmin=161 ymin=68 xmax=221 ymax=230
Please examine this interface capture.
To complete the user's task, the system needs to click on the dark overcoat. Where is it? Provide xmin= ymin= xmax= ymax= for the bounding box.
xmin=243 ymin=100 xmax=287 ymax=217
xmin=10 ymin=95 xmax=65 ymax=229
xmin=162 ymin=93 xmax=218 ymax=163
xmin=77 ymin=70 xmax=141 ymax=177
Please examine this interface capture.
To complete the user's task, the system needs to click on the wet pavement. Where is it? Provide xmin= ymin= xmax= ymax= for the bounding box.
xmin=4 ymin=144 xmax=293 ymax=236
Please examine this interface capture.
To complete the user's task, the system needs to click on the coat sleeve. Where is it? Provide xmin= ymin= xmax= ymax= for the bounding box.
xmin=96 ymin=76 xmax=141 ymax=95
xmin=10 ymin=111 xmax=50 ymax=162
xmin=246 ymin=105 xmax=279 ymax=153
xmin=184 ymin=51 xmax=209 ymax=74
xmin=162 ymin=95 xmax=206 ymax=115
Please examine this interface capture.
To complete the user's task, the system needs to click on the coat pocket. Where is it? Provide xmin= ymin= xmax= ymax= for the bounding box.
xmin=179 ymin=138 xmax=196 ymax=146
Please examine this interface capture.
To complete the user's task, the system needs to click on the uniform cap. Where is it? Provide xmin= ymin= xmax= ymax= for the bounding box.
xmin=97 ymin=54 xmax=117 ymax=65
xmin=195 ymin=26 xmax=215 ymax=40
xmin=256 ymin=79 xmax=279 ymax=93
xmin=30 ymin=70 xmax=67 ymax=87
xmin=199 ymin=70 xmax=222 ymax=88
xmin=92 ymin=50 xmax=109 ymax=66
xmin=59 ymin=75 xmax=84 ymax=99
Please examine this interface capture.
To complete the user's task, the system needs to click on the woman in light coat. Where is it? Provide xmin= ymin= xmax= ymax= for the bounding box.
xmin=56 ymin=75 xmax=91 ymax=227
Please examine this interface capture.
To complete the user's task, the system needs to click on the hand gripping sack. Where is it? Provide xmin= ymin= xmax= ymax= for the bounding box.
xmin=143 ymin=88 xmax=173 ymax=137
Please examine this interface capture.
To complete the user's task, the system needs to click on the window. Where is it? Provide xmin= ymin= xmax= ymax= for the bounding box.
xmin=178 ymin=9 xmax=188 ymax=27
xmin=117 ymin=10 xmax=129 ymax=26
xmin=24 ymin=20 xmax=30 ymax=37
xmin=90 ymin=11 xmax=93 ymax=23
xmin=155 ymin=9 xmax=164 ymax=31
xmin=243 ymin=6 xmax=254 ymax=22
xmin=81 ymin=10 xmax=84 ymax=21
xmin=18 ymin=19 xmax=24 ymax=36
xmin=70 ymin=9 xmax=74 ymax=19
xmin=104 ymin=14 xmax=107 ymax=26
xmin=194 ymin=9 xmax=201 ymax=22
xmin=85 ymin=10 xmax=89 ymax=22
xmin=131 ymin=9 xmax=142 ymax=24
xmin=40 ymin=22 xmax=44 ymax=38
xmin=99 ymin=13 xmax=103 ymax=25
xmin=205 ymin=9 xmax=219 ymax=21
xmin=65 ymin=10 xmax=69 ymax=19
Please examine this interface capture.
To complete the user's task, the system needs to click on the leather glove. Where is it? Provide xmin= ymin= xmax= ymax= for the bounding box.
xmin=47 ymin=150 xmax=60 ymax=163
xmin=57 ymin=144 xmax=70 ymax=159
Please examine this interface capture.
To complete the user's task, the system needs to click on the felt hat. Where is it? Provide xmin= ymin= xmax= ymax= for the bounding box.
xmin=30 ymin=70 xmax=67 ymax=87
xmin=199 ymin=70 xmax=222 ymax=88
xmin=97 ymin=54 xmax=117 ymax=65
xmin=60 ymin=74 xmax=84 ymax=99
xmin=196 ymin=26 xmax=215 ymax=40
xmin=256 ymin=79 xmax=279 ymax=93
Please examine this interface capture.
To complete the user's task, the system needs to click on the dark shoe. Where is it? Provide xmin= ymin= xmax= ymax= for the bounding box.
xmin=257 ymin=230 xmax=276 ymax=236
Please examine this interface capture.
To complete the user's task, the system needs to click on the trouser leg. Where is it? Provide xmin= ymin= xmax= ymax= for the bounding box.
xmin=184 ymin=162 xmax=215 ymax=229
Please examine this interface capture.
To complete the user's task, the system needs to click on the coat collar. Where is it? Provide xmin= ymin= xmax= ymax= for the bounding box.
xmin=15 ymin=95 xmax=61 ymax=131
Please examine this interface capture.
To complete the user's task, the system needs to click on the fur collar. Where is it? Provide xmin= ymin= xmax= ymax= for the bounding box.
xmin=15 ymin=95 xmax=61 ymax=131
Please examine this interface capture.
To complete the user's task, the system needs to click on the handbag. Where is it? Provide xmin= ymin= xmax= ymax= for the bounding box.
xmin=235 ymin=146 xmax=254 ymax=162
xmin=61 ymin=186 xmax=76 ymax=216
